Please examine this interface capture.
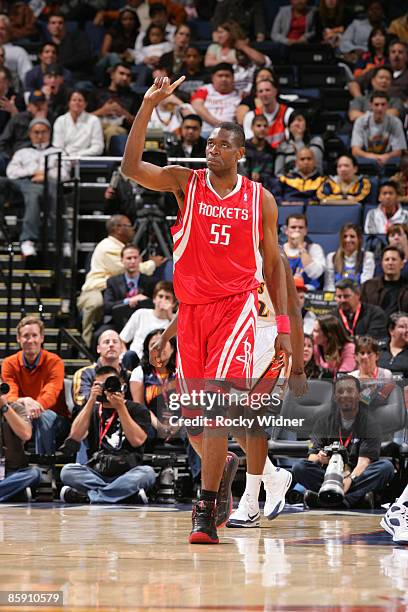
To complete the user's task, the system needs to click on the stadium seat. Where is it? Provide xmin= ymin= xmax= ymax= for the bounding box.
xmin=84 ymin=21 xmax=105 ymax=55
xmin=308 ymin=233 xmax=339 ymax=254
xmin=298 ymin=65 xmax=347 ymax=89
xmin=277 ymin=205 xmax=304 ymax=227
xmin=365 ymin=176 xmax=379 ymax=205
xmin=288 ymin=44 xmax=334 ymax=65
xmin=306 ymin=204 xmax=362 ymax=233
xmin=273 ymin=65 xmax=297 ymax=88
xmin=268 ymin=381 xmax=333 ymax=458
xmin=320 ymin=88 xmax=352 ymax=111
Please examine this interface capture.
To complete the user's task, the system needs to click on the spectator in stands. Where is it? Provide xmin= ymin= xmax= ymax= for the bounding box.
xmin=0 ymin=66 xmax=24 ymax=136
xmin=364 ymin=181 xmax=408 ymax=234
xmin=357 ymin=41 xmax=408 ymax=102
xmin=317 ymin=155 xmax=371 ymax=204
xmin=212 ymin=0 xmax=266 ymax=41
xmin=243 ymin=79 xmax=294 ymax=149
xmin=293 ymin=376 xmax=394 ymax=509
xmin=120 ymin=280 xmax=175 ymax=363
xmin=165 ymin=113 xmax=206 ymax=159
xmin=313 ymin=314 xmax=356 ymax=376
xmin=333 ymin=278 xmax=387 ymax=340
xmin=378 ymin=312 xmax=408 ymax=378
xmin=270 ymin=0 xmax=316 ymax=47
xmin=60 ymin=365 xmax=155 ymax=504
xmin=303 ymin=333 xmax=321 ymax=378
xmin=349 ymin=66 xmax=405 ymax=123
xmin=134 ymin=23 xmax=173 ymax=69
xmin=103 ymin=244 xmax=155 ymax=332
xmin=313 ymin=0 xmax=353 ymax=49
xmin=350 ymin=337 xmax=393 ymax=407
xmin=232 ymin=47 xmax=272 ymax=98
xmin=173 ymin=46 xmax=208 ymax=102
xmin=386 ymin=224 xmax=408 ymax=280
xmin=6 ymin=117 xmax=70 ymax=258
xmin=98 ymin=8 xmax=141 ymax=82
xmin=146 ymin=66 xmax=194 ymax=133
xmin=191 ymin=63 xmax=241 ymax=137
xmin=354 ymin=26 xmax=388 ymax=78
xmin=6 ymin=0 xmax=38 ymax=42
xmin=205 ymin=21 xmax=268 ymax=73
xmin=295 ymin=276 xmax=316 ymax=335
xmin=339 ymin=0 xmax=385 ymax=60
xmin=0 ymin=392 xmax=41 ymax=503
xmin=45 ymin=12 xmax=93 ymax=81
xmin=0 ymin=15 xmax=32 ymax=83
xmin=282 ymin=213 xmax=326 ymax=290
xmin=93 ymin=63 xmax=140 ymax=151
xmin=0 ymin=90 xmax=46 ymax=174
xmin=72 ymin=330 xmax=129 ymax=411
xmin=159 ymin=23 xmax=190 ymax=76
xmin=244 ymin=114 xmax=275 ymax=188
xmin=77 ymin=215 xmax=135 ymax=347
xmin=40 ymin=64 xmax=70 ymax=123
xmin=130 ymin=328 xmax=177 ymax=440
xmin=275 ymin=112 xmax=324 ymax=175
xmin=324 ymin=224 xmax=375 ymax=291
xmin=52 ymin=90 xmax=104 ymax=158
xmin=351 ymin=92 xmax=406 ymax=168
xmin=274 ymin=147 xmax=324 ymax=205
xmin=388 ymin=11 xmax=408 ymax=44
xmin=361 ymin=246 xmax=408 ymax=317
xmin=134 ymin=3 xmax=177 ymax=56
xmin=391 ymin=151 xmax=408 ymax=204
xmin=1 ymin=316 xmax=71 ymax=455
xmin=24 ymin=42 xmax=72 ymax=93
xmin=236 ymin=66 xmax=275 ymax=124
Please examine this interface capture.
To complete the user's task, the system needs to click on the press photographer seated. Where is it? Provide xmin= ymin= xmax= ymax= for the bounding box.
xmin=292 ymin=376 xmax=394 ymax=509
xmin=60 ymin=366 xmax=156 ymax=504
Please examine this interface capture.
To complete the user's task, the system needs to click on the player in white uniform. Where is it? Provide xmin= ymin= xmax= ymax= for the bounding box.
xmin=227 ymin=249 xmax=306 ymax=527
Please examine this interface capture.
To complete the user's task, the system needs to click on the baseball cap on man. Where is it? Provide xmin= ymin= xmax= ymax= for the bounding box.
xmin=44 ymin=63 xmax=63 ymax=76
xmin=29 ymin=90 xmax=46 ymax=104
xmin=294 ymin=276 xmax=307 ymax=292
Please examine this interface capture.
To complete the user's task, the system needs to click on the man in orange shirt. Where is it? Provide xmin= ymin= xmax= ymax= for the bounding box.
xmin=1 ymin=316 xmax=70 ymax=455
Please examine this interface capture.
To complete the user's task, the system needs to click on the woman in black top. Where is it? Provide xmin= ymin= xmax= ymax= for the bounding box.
xmin=379 ymin=312 xmax=408 ymax=378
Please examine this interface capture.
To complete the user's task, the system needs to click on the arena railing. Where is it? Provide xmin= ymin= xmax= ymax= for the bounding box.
xmin=0 ymin=217 xmax=16 ymax=355
xmin=20 ymin=273 xmax=45 ymax=321
xmin=51 ymin=154 xmax=215 ymax=319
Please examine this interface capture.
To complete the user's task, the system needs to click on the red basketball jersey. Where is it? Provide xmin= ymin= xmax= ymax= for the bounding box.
xmin=172 ymin=169 xmax=263 ymax=304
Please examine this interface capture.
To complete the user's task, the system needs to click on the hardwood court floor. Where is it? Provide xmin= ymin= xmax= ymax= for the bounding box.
xmin=0 ymin=504 xmax=407 ymax=612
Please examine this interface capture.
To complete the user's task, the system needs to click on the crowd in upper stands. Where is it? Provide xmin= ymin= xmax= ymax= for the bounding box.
xmin=0 ymin=0 xmax=407 ymax=509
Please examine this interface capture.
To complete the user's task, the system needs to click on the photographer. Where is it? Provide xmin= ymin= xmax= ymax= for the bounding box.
xmin=292 ymin=376 xmax=394 ymax=509
xmin=60 ymin=366 xmax=155 ymax=504
xmin=0 ymin=390 xmax=41 ymax=502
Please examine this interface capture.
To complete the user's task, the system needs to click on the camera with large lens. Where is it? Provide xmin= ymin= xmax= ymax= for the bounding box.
xmin=0 ymin=383 xmax=10 ymax=395
xmin=318 ymin=441 xmax=349 ymax=506
xmin=96 ymin=376 xmax=122 ymax=403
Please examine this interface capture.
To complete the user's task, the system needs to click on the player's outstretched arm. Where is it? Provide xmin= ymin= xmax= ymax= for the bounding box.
xmin=261 ymin=188 xmax=292 ymax=357
xmin=121 ymin=76 xmax=191 ymax=199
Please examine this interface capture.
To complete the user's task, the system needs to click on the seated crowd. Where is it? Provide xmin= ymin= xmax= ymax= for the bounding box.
xmin=0 ymin=1 xmax=407 ymax=518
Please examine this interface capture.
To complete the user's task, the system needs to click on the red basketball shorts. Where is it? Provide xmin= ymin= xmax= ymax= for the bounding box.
xmin=177 ymin=289 xmax=258 ymax=384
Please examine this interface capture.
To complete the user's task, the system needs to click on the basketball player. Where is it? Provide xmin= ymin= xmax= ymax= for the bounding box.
xmin=121 ymin=76 xmax=292 ymax=545
xmin=151 ymin=250 xmax=307 ymax=528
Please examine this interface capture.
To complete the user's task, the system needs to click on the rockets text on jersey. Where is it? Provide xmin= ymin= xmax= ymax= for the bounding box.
xmin=172 ymin=169 xmax=263 ymax=304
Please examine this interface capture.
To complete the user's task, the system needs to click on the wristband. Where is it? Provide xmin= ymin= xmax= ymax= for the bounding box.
xmin=292 ymin=368 xmax=305 ymax=375
xmin=276 ymin=315 xmax=291 ymax=334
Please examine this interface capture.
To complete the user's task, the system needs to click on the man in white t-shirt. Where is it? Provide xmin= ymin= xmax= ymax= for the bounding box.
xmin=191 ymin=63 xmax=241 ymax=137
xmin=120 ymin=280 xmax=176 ymax=360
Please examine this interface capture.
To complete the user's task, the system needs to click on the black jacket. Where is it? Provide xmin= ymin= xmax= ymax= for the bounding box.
xmin=361 ymin=276 xmax=408 ymax=315
xmin=334 ymin=302 xmax=388 ymax=341
xmin=166 ymin=137 xmax=207 ymax=160
xmin=103 ymin=273 xmax=155 ymax=321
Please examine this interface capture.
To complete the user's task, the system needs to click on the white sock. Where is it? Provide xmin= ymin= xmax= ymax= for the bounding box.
xmin=243 ymin=473 xmax=262 ymax=501
xmin=397 ymin=484 xmax=408 ymax=505
xmin=262 ymin=456 xmax=277 ymax=477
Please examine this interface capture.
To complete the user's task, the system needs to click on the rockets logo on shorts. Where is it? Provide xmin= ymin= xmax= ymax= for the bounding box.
xmin=236 ymin=338 xmax=254 ymax=378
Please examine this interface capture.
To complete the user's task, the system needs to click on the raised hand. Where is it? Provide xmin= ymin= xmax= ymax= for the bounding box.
xmin=144 ymin=75 xmax=186 ymax=107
